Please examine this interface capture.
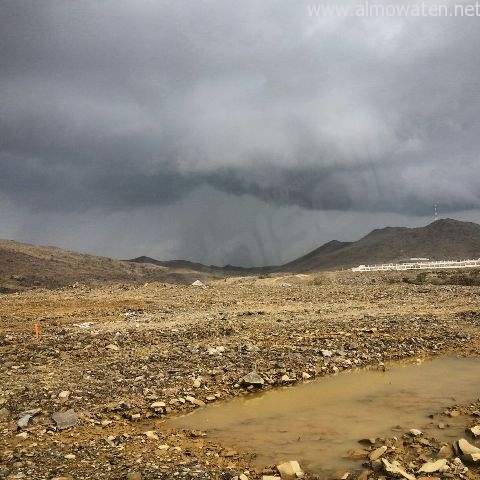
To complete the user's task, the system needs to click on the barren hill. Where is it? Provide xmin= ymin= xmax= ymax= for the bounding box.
xmin=0 ymin=240 xmax=225 ymax=292
xmin=2 ymin=218 xmax=479 ymax=292
xmin=282 ymin=218 xmax=480 ymax=272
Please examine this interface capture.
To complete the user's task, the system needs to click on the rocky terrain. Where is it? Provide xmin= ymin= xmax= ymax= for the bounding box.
xmin=1 ymin=271 xmax=480 ymax=479
xmin=3 ymin=219 xmax=480 ymax=295
xmin=0 ymin=240 xmax=229 ymax=293
xmin=280 ymin=219 xmax=480 ymax=272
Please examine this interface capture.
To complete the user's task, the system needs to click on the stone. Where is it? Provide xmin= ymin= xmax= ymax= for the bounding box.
xmin=438 ymin=445 xmax=454 ymax=459
xmin=369 ymin=445 xmax=387 ymax=461
xmin=301 ymin=372 xmax=311 ymax=380
xmin=0 ymin=407 xmax=10 ymax=418
xmin=16 ymin=432 xmax=28 ymax=439
xmin=347 ymin=449 xmax=369 ymax=459
xmin=418 ymin=459 xmax=448 ymax=473
xmin=185 ymin=396 xmax=206 ymax=407
xmin=358 ymin=438 xmax=376 ymax=446
xmin=240 ymin=372 xmax=265 ymax=387
xmin=16 ymin=414 xmax=32 ymax=429
xmin=193 ymin=377 xmax=202 ymax=388
xmin=150 ymin=401 xmax=166 ymax=410
xmin=52 ymin=409 xmax=78 ymax=430
xmin=262 ymin=477 xmax=281 ymax=480
xmin=449 ymin=410 xmax=460 ymax=417
xmin=105 ymin=344 xmax=120 ymax=351
xmin=321 ymin=349 xmax=333 ymax=357
xmin=409 ymin=428 xmax=422 ymax=436
xmin=381 ymin=458 xmax=416 ymax=480
xmin=276 ymin=460 xmax=304 ymax=479
xmin=281 ymin=374 xmax=291 ymax=382
xmin=468 ymin=425 xmax=480 ymax=438
xmin=144 ymin=430 xmax=159 ymax=440
xmin=64 ymin=454 xmax=76 ymax=459
xmin=457 ymin=438 xmax=480 ymax=455
xmin=127 ymin=473 xmax=142 ymax=480
xmin=332 ymin=472 xmax=350 ymax=479
xmin=58 ymin=390 xmax=70 ymax=399
xmin=239 ymin=475 xmax=248 ymax=480
xmin=192 ymin=280 xmax=205 ymax=287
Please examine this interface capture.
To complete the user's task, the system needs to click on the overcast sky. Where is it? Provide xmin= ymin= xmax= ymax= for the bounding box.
xmin=1 ymin=0 xmax=479 ymax=266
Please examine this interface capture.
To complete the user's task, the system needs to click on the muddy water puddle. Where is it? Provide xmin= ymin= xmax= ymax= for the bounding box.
xmin=166 ymin=357 xmax=480 ymax=474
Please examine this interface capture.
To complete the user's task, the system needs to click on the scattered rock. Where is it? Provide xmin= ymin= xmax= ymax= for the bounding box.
xmin=126 ymin=473 xmax=142 ymax=480
xmin=457 ymin=437 xmax=480 ymax=455
xmin=418 ymin=458 xmax=448 ymax=473
xmin=149 ymin=401 xmax=166 ymax=410
xmin=369 ymin=445 xmax=387 ymax=461
xmin=240 ymin=372 xmax=265 ymax=387
xmin=468 ymin=425 xmax=480 ymax=438
xmin=193 ymin=377 xmax=202 ymax=388
xmin=409 ymin=428 xmax=422 ymax=436
xmin=51 ymin=409 xmax=78 ymax=430
xmin=0 ymin=407 xmax=10 ymax=418
xmin=143 ymin=430 xmax=159 ymax=440
xmin=332 ymin=471 xmax=350 ymax=479
xmin=381 ymin=458 xmax=416 ymax=480
xmin=16 ymin=414 xmax=32 ymax=429
xmin=105 ymin=344 xmax=120 ymax=351
xmin=438 ymin=444 xmax=454 ymax=459
xmin=185 ymin=396 xmax=206 ymax=407
xmin=276 ymin=460 xmax=304 ymax=479
xmin=347 ymin=449 xmax=369 ymax=460
xmin=58 ymin=390 xmax=70 ymax=400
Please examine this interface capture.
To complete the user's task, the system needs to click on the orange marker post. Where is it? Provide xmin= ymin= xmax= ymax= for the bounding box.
xmin=34 ymin=323 xmax=39 ymax=339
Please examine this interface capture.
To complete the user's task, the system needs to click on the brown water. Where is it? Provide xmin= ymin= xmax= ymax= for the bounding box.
xmin=166 ymin=357 xmax=480 ymax=474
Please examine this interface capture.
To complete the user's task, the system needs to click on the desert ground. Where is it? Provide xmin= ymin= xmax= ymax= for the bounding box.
xmin=2 ymin=270 xmax=480 ymax=480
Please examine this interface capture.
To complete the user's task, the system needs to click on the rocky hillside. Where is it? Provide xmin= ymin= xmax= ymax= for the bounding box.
xmin=2 ymin=218 xmax=479 ymax=291
xmin=0 ymin=240 xmax=223 ymax=292
xmin=282 ymin=218 xmax=480 ymax=271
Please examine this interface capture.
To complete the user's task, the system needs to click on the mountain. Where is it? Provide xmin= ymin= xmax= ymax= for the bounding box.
xmin=131 ymin=256 xmax=251 ymax=274
xmin=0 ymin=240 xmax=226 ymax=293
xmin=281 ymin=218 xmax=480 ymax=271
xmin=2 ymin=218 xmax=479 ymax=292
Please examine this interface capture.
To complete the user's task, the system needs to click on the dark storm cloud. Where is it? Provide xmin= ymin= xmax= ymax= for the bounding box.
xmin=1 ymin=0 xmax=480 ymax=219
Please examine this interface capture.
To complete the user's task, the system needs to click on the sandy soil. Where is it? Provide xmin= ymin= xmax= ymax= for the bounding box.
xmin=1 ymin=271 xmax=480 ymax=480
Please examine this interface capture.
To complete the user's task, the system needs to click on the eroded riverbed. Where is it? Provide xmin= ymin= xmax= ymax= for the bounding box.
xmin=167 ymin=356 xmax=480 ymax=475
